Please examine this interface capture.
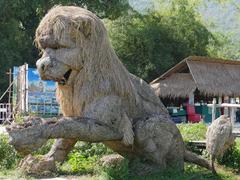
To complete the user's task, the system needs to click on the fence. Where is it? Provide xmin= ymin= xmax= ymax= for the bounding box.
xmin=0 ymin=103 xmax=12 ymax=123
xmin=208 ymin=97 xmax=240 ymax=126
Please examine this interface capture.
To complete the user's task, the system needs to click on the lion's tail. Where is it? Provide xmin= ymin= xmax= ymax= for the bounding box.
xmin=184 ymin=150 xmax=212 ymax=171
xmin=210 ymin=154 xmax=217 ymax=174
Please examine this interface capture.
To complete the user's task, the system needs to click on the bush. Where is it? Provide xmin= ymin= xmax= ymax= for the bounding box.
xmin=33 ymin=139 xmax=54 ymax=155
xmin=65 ymin=142 xmax=113 ymax=174
xmin=71 ymin=142 xmax=113 ymax=158
xmin=0 ymin=134 xmax=53 ymax=170
xmin=217 ymin=138 xmax=240 ymax=171
xmin=0 ymin=135 xmax=22 ymax=169
xmin=99 ymin=157 xmax=129 ymax=180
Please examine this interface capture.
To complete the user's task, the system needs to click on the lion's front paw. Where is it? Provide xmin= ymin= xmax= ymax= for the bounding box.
xmin=19 ymin=154 xmax=56 ymax=175
xmin=122 ymin=134 xmax=134 ymax=146
xmin=120 ymin=114 xmax=134 ymax=146
xmin=122 ymin=126 xmax=134 ymax=146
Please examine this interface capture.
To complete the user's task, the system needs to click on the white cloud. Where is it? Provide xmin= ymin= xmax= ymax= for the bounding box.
xmin=32 ymin=69 xmax=39 ymax=76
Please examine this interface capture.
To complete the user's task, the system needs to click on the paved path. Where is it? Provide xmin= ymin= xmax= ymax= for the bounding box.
xmin=38 ymin=176 xmax=92 ymax=180
xmin=0 ymin=175 xmax=93 ymax=180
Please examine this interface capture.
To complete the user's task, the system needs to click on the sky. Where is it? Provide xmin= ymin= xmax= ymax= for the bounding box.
xmin=200 ymin=1 xmax=240 ymax=36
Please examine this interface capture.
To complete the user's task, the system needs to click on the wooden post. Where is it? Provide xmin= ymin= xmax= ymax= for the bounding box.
xmin=8 ymin=68 xmax=12 ymax=105
xmin=218 ymin=96 xmax=222 ymax=105
xmin=189 ymin=92 xmax=194 ymax=105
xmin=218 ymin=96 xmax=222 ymax=115
xmin=230 ymin=98 xmax=236 ymax=126
xmin=25 ymin=63 xmax=28 ymax=113
xmin=8 ymin=68 xmax=12 ymax=121
xmin=212 ymin=98 xmax=216 ymax=122
xmin=5 ymin=68 xmax=12 ymax=121
xmin=224 ymin=96 xmax=229 ymax=116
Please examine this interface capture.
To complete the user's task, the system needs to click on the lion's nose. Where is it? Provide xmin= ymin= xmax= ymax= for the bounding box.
xmin=36 ymin=57 xmax=51 ymax=73
xmin=41 ymin=64 xmax=45 ymax=71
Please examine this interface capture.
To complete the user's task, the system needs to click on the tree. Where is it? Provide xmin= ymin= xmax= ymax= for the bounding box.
xmin=0 ymin=0 xmax=130 ymax=99
xmin=107 ymin=0 xmax=214 ymax=82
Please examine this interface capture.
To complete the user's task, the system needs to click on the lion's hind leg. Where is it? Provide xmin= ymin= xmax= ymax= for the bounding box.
xmin=134 ymin=115 xmax=185 ymax=172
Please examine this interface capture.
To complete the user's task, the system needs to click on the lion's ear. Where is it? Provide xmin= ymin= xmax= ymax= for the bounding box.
xmin=78 ymin=18 xmax=92 ymax=38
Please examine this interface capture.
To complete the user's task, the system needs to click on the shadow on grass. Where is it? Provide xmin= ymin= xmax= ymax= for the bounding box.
xmin=129 ymin=165 xmax=231 ymax=180
xmin=2 ymin=164 xmax=237 ymax=180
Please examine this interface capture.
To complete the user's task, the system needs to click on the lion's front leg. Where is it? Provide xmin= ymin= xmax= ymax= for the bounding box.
xmin=46 ymin=138 xmax=77 ymax=162
xmin=19 ymin=138 xmax=77 ymax=175
xmin=83 ymin=95 xmax=134 ymax=146
xmin=7 ymin=116 xmax=123 ymax=175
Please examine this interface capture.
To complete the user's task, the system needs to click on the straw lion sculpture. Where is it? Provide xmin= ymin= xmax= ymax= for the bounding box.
xmin=7 ymin=6 xmax=211 ymax=175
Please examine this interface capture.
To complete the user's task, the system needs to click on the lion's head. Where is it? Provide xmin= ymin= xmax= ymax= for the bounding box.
xmin=35 ymin=6 xmax=107 ymax=85
xmin=35 ymin=6 xmax=137 ymax=116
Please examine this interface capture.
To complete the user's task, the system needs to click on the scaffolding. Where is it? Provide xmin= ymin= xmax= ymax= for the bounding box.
xmin=0 ymin=68 xmax=14 ymax=123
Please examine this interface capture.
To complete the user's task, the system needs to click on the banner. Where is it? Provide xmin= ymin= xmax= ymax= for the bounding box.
xmin=13 ymin=65 xmax=60 ymax=116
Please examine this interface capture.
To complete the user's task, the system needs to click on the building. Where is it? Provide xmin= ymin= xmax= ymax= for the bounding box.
xmin=151 ymin=56 xmax=240 ymax=123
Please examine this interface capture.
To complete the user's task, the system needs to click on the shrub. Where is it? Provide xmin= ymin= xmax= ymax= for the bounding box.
xmin=99 ymin=157 xmax=129 ymax=180
xmin=67 ymin=151 xmax=96 ymax=174
xmin=71 ymin=142 xmax=113 ymax=158
xmin=65 ymin=142 xmax=113 ymax=174
xmin=0 ymin=135 xmax=22 ymax=169
xmin=217 ymin=138 xmax=240 ymax=171
xmin=0 ymin=134 xmax=53 ymax=170
xmin=33 ymin=139 xmax=54 ymax=155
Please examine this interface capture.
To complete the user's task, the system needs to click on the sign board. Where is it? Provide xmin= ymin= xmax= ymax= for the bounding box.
xmin=13 ymin=65 xmax=60 ymax=116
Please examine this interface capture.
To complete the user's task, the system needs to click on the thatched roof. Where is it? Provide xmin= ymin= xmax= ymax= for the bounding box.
xmin=151 ymin=73 xmax=196 ymax=98
xmin=151 ymin=56 xmax=240 ymax=98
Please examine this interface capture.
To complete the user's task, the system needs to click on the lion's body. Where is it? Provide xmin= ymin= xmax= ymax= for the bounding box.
xmin=10 ymin=5 xmax=211 ymax=174
xmin=36 ymin=5 xmax=169 ymax=146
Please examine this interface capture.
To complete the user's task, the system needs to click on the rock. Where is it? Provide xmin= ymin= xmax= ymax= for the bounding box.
xmin=19 ymin=154 xmax=56 ymax=176
xmin=99 ymin=154 xmax=125 ymax=167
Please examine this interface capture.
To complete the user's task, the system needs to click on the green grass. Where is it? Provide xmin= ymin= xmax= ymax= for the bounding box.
xmin=177 ymin=122 xmax=207 ymax=142
xmin=1 ymin=163 xmax=239 ymax=180
xmin=0 ymin=169 xmax=34 ymax=180
xmin=129 ymin=165 xmax=238 ymax=180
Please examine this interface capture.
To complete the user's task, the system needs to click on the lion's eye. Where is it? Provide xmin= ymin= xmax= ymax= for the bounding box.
xmin=52 ymin=46 xmax=61 ymax=50
xmin=50 ymin=43 xmax=68 ymax=50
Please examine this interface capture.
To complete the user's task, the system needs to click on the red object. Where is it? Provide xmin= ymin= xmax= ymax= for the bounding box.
xmin=188 ymin=114 xmax=201 ymax=123
xmin=186 ymin=105 xmax=195 ymax=114
xmin=186 ymin=104 xmax=201 ymax=123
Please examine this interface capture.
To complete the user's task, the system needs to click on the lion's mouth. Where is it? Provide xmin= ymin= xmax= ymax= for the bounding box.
xmin=59 ymin=69 xmax=72 ymax=85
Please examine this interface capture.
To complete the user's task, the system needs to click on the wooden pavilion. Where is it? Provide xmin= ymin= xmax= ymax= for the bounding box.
xmin=151 ymin=56 xmax=240 ymax=123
